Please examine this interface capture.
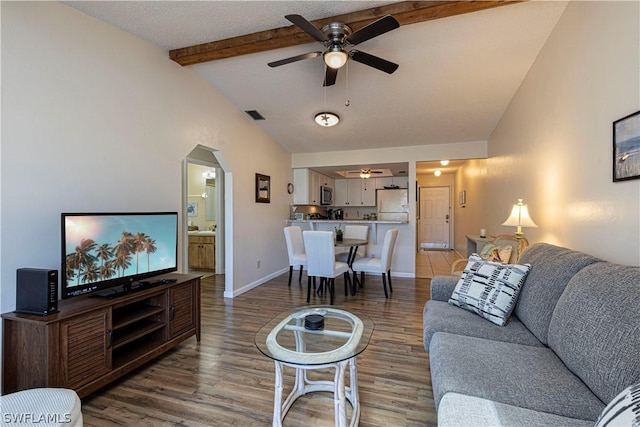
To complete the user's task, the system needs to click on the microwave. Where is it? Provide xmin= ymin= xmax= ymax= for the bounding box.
xmin=320 ymin=185 xmax=333 ymax=205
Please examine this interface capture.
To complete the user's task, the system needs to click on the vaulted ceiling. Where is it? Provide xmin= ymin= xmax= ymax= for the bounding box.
xmin=64 ymin=1 xmax=567 ymax=166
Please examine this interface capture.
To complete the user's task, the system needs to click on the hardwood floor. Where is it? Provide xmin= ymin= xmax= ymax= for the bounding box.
xmin=81 ymin=272 xmax=438 ymax=426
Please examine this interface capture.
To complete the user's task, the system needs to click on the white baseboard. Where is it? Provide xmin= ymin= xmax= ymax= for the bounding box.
xmin=223 ymin=268 xmax=415 ymax=298
xmin=223 ymin=267 xmax=289 ymax=298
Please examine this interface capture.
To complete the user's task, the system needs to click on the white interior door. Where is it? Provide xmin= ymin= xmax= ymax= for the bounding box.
xmin=418 ymin=186 xmax=451 ymax=249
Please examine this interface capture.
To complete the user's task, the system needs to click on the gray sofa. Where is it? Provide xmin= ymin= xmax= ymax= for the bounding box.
xmin=423 ymin=243 xmax=640 ymax=426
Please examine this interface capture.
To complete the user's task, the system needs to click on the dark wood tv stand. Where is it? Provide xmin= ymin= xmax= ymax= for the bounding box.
xmin=1 ymin=273 xmax=200 ymax=398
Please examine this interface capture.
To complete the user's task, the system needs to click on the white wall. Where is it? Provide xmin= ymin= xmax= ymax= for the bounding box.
xmin=454 ymin=1 xmax=640 ymax=266
xmin=0 ymin=1 xmax=292 ymax=318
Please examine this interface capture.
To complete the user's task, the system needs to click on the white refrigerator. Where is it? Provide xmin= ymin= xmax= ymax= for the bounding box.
xmin=376 ymin=189 xmax=409 ymax=221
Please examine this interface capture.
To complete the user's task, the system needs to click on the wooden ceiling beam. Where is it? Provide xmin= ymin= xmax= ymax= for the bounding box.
xmin=169 ymin=1 xmax=525 ymax=66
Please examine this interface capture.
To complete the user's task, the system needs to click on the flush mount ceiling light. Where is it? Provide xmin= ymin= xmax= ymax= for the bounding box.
xmin=314 ymin=112 xmax=340 ymax=127
xmin=324 ymin=46 xmax=348 ymax=69
xmin=440 ymin=160 xmax=450 ymax=166
xmin=434 ymin=170 xmax=442 ymax=177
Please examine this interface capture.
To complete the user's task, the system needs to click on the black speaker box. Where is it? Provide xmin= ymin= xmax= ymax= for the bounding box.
xmin=16 ymin=268 xmax=59 ymax=316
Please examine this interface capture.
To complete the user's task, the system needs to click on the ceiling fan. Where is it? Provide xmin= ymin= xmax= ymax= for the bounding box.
xmin=268 ymin=14 xmax=400 ymax=86
xmin=348 ymin=169 xmax=385 ymax=179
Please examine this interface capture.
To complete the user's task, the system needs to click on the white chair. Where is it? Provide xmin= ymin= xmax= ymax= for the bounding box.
xmin=284 ymin=226 xmax=306 ymax=287
xmin=352 ymin=229 xmax=399 ymax=298
xmin=335 ymin=225 xmax=369 ymax=263
xmin=303 ymin=231 xmax=352 ymax=305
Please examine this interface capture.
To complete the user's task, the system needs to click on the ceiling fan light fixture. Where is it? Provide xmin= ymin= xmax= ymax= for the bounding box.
xmin=360 ymin=169 xmax=371 ymax=179
xmin=324 ymin=47 xmax=348 ymax=69
xmin=314 ymin=112 xmax=340 ymax=127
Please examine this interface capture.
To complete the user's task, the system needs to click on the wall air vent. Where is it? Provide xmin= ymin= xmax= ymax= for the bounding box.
xmin=245 ymin=110 xmax=265 ymax=120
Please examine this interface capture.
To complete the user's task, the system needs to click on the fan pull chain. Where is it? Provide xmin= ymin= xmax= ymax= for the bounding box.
xmin=345 ymin=61 xmax=350 ymax=107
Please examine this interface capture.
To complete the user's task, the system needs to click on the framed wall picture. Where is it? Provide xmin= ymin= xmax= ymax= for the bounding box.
xmin=613 ymin=110 xmax=640 ymax=182
xmin=187 ymin=202 xmax=198 ymax=217
xmin=256 ymin=173 xmax=271 ymax=203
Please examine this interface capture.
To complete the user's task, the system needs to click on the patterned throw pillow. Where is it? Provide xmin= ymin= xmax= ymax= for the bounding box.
xmin=448 ymin=254 xmax=531 ymax=326
xmin=595 ymin=382 xmax=640 ymax=427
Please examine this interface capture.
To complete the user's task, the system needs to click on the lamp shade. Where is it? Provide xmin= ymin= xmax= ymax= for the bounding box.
xmin=502 ymin=199 xmax=537 ymax=231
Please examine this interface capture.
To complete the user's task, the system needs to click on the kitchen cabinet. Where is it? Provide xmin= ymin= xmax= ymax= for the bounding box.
xmin=1 ymin=274 xmax=200 ymax=398
xmin=376 ymin=177 xmax=409 ymax=189
xmin=360 ymin=178 xmax=376 ymax=206
xmin=334 ymin=179 xmax=349 ymax=206
xmin=293 ymin=168 xmax=334 ymax=206
xmin=188 ymin=235 xmax=215 ymax=270
xmin=334 ymin=179 xmax=376 ymax=207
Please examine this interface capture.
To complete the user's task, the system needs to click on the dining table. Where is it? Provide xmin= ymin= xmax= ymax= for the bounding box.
xmin=335 ymin=238 xmax=368 ymax=295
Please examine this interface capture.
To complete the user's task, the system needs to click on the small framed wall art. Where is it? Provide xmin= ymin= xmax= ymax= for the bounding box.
xmin=187 ymin=202 xmax=198 ymax=217
xmin=256 ymin=173 xmax=271 ymax=203
xmin=613 ymin=110 xmax=640 ymax=182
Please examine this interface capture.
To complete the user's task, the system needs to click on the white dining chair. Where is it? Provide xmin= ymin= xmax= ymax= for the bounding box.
xmin=335 ymin=225 xmax=369 ymax=263
xmin=352 ymin=228 xmax=399 ymax=298
xmin=283 ymin=226 xmax=306 ymax=287
xmin=303 ymin=231 xmax=351 ymax=305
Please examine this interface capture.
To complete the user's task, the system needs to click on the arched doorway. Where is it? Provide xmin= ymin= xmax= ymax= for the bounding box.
xmin=184 ymin=145 xmax=233 ymax=297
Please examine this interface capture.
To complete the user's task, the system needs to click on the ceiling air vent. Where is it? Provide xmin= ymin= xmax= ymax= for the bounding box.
xmin=245 ymin=110 xmax=265 ymax=120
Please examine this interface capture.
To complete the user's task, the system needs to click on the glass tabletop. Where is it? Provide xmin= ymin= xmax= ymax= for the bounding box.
xmin=255 ymin=306 xmax=374 ymax=365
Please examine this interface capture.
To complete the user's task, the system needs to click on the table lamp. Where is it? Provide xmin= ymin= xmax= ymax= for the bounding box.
xmin=502 ymin=198 xmax=537 ymax=259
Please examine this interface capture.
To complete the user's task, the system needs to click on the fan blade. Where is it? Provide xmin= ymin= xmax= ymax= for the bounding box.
xmin=268 ymin=51 xmax=322 ymax=68
xmin=346 ymin=15 xmax=399 ymax=46
xmin=350 ymin=50 xmax=399 ymax=74
xmin=286 ymin=14 xmax=328 ymax=43
xmin=323 ymin=66 xmax=338 ymax=87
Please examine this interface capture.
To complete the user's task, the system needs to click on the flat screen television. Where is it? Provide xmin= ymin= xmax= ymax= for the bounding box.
xmin=61 ymin=212 xmax=178 ymax=299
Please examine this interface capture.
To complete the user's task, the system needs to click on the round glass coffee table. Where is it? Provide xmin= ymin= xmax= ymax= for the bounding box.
xmin=255 ymin=306 xmax=374 ymax=427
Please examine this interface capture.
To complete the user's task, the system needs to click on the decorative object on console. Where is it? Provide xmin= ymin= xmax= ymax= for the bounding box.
xmin=502 ymin=198 xmax=537 ymax=259
xmin=448 ymin=254 xmax=531 ymax=326
xmin=335 ymin=226 xmax=343 ymax=242
xmin=256 ymin=173 xmax=271 ymax=203
xmin=613 ymin=110 xmax=640 ymax=182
